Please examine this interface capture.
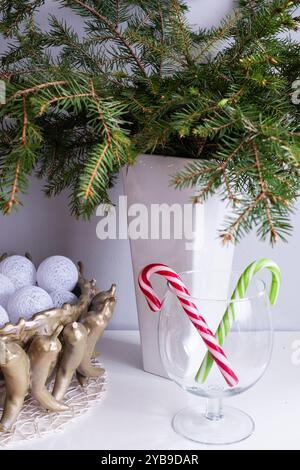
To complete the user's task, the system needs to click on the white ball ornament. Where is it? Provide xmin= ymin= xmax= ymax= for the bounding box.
xmin=0 ymin=255 xmax=36 ymax=290
xmin=37 ymin=256 xmax=78 ymax=293
xmin=7 ymin=286 xmax=54 ymax=324
xmin=50 ymin=290 xmax=78 ymax=308
xmin=0 ymin=306 xmax=9 ymax=328
xmin=0 ymin=273 xmax=15 ymax=308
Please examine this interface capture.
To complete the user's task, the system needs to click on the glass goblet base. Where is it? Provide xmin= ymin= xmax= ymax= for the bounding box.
xmin=172 ymin=404 xmax=255 ymax=445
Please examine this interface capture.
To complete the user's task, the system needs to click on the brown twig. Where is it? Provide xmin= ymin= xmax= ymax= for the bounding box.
xmin=223 ymin=169 xmax=240 ymax=203
xmin=252 ymin=141 xmax=278 ymax=243
xmin=135 ymin=12 xmax=155 ymax=33
xmin=221 ymin=138 xmax=246 ymax=170
xmin=290 ymin=132 xmax=300 ymax=137
xmin=170 ymin=0 xmax=193 ymax=65
xmin=175 ymin=138 xmax=246 ymax=192
xmin=193 ymin=174 xmax=220 ymax=202
xmin=21 ymin=96 xmax=28 ymax=146
xmin=10 ymin=81 xmax=67 ymax=101
xmin=5 ymin=161 xmax=21 ymax=214
xmin=173 ymin=166 xmax=212 ymax=187
xmin=4 ymin=96 xmax=29 ymax=213
xmin=158 ymin=2 xmax=165 ymax=78
xmin=115 ymin=0 xmax=121 ymax=29
xmin=221 ymin=192 xmax=265 ymax=244
xmin=38 ymin=92 xmax=92 ymax=116
xmin=83 ymin=82 xmax=112 ymax=201
xmin=4 ymin=96 xmax=28 ymax=213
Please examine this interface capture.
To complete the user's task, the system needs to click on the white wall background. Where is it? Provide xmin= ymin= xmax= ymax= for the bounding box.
xmin=0 ymin=0 xmax=299 ymax=330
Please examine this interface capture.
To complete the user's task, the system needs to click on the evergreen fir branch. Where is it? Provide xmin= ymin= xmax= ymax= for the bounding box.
xmin=3 ymin=156 xmax=21 ymax=214
xmin=231 ymin=0 xmax=300 ymax=61
xmin=0 ymin=0 xmax=45 ymax=37
xmin=64 ymin=0 xmax=148 ymax=76
xmin=193 ymin=10 xmax=241 ymax=63
xmin=220 ymin=193 xmax=266 ymax=244
xmin=38 ymin=92 xmax=93 ymax=116
xmin=22 ymin=96 xmax=28 ymax=147
xmin=252 ymin=141 xmax=278 ymax=243
xmin=157 ymin=1 xmax=166 ymax=76
xmin=82 ymin=84 xmax=112 ymax=201
xmin=0 ymin=0 xmax=299 ymax=242
xmin=0 ymin=114 xmax=42 ymax=214
xmin=9 ymin=81 xmax=67 ymax=100
xmin=168 ymin=0 xmax=193 ymax=65
xmin=173 ymin=139 xmax=246 ymax=196
xmin=45 ymin=16 xmax=107 ymax=74
xmin=71 ymin=81 xmax=134 ymax=215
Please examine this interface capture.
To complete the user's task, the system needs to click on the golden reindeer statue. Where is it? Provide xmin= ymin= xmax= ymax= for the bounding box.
xmin=0 ymin=257 xmax=116 ymax=432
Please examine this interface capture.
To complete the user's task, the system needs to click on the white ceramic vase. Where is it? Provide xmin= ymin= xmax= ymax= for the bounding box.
xmin=122 ymin=154 xmax=235 ymax=378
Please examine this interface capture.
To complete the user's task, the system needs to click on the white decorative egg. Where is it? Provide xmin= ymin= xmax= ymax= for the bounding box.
xmin=50 ymin=290 xmax=78 ymax=308
xmin=0 ymin=306 xmax=9 ymax=328
xmin=0 ymin=255 xmax=36 ymax=290
xmin=7 ymin=286 xmax=54 ymax=324
xmin=0 ymin=273 xmax=15 ymax=308
xmin=37 ymin=256 xmax=78 ymax=293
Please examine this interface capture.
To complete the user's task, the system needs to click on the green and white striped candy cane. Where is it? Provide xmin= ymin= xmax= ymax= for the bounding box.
xmin=195 ymin=258 xmax=281 ymax=384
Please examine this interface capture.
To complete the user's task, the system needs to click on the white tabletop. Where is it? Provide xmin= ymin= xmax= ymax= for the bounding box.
xmin=8 ymin=331 xmax=300 ymax=450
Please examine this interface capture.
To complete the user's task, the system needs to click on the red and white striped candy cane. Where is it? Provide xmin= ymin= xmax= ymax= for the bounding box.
xmin=138 ymin=264 xmax=239 ymax=387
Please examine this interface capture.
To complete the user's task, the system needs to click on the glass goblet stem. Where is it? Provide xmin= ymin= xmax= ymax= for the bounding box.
xmin=205 ymin=398 xmax=223 ymax=421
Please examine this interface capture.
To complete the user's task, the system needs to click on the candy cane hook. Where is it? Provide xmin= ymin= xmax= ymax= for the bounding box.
xmin=139 ymin=264 xmax=239 ymax=387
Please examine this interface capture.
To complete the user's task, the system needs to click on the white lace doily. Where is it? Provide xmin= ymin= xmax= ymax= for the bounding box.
xmin=0 ymin=363 xmax=106 ymax=448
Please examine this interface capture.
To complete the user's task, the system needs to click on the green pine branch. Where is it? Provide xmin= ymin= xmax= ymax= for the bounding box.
xmin=0 ymin=0 xmax=299 ymax=243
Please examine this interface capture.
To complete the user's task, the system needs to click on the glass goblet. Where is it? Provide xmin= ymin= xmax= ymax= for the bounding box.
xmin=158 ymin=270 xmax=273 ymax=445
